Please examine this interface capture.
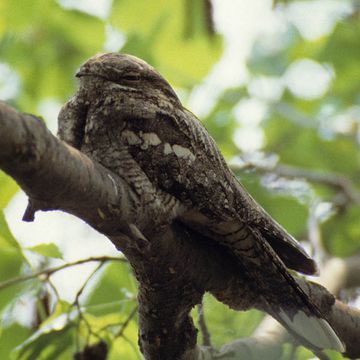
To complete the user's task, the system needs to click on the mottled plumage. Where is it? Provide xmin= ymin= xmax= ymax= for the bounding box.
xmin=58 ymin=53 xmax=343 ymax=352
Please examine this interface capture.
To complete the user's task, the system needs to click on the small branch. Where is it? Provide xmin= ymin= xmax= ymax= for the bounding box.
xmin=74 ymin=262 xmax=105 ymax=348
xmin=0 ymin=256 xmax=126 ymax=291
xmin=272 ymin=102 xmax=317 ymax=129
xmin=231 ymin=161 xmax=360 ymax=204
xmin=116 ymin=305 xmax=138 ymax=338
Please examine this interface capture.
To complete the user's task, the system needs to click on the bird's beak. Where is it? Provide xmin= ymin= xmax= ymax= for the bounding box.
xmin=75 ymin=65 xmax=91 ymax=78
xmin=75 ymin=69 xmax=86 ymax=78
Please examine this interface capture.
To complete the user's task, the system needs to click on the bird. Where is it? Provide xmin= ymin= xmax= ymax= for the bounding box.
xmin=58 ymin=52 xmax=344 ymax=353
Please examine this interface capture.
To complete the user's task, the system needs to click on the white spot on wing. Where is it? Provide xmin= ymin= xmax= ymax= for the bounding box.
xmin=172 ymin=144 xmax=196 ymax=161
xmin=140 ymin=132 xmax=161 ymax=149
xmin=121 ymin=130 xmax=141 ymax=145
xmin=163 ymin=143 xmax=172 ymax=155
xmin=121 ymin=130 xmax=162 ymax=150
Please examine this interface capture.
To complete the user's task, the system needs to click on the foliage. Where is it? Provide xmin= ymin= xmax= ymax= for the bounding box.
xmin=0 ymin=0 xmax=359 ymax=359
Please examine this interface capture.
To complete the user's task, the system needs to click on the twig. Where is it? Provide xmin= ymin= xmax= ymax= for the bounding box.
xmin=122 ymin=334 xmax=141 ymax=357
xmin=0 ymin=256 xmax=126 ymax=291
xmin=116 ymin=305 xmax=138 ymax=338
xmin=231 ymin=161 xmax=360 ymax=204
xmin=74 ymin=261 xmax=106 ymax=347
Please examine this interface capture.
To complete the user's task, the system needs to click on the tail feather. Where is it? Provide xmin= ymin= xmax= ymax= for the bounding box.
xmin=248 ymin=228 xmax=345 ymax=352
xmin=181 ymin=214 xmax=344 ymax=352
xmin=275 ymin=308 xmax=345 ymax=352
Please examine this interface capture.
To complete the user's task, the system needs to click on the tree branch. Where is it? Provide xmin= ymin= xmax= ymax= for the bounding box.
xmin=1 ymin=101 xmax=359 ymax=359
xmin=231 ymin=160 xmax=360 ymax=205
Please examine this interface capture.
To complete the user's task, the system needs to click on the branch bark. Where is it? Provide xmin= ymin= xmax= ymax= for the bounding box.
xmin=1 ymin=101 xmax=359 ymax=359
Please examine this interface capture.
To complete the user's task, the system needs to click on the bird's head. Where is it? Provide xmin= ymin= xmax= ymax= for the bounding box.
xmin=76 ymin=53 xmax=180 ymax=105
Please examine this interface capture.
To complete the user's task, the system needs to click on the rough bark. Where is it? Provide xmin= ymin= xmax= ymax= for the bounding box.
xmin=1 ymin=101 xmax=359 ymax=359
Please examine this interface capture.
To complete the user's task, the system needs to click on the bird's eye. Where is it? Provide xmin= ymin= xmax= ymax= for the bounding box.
xmin=122 ymin=74 xmax=140 ymax=81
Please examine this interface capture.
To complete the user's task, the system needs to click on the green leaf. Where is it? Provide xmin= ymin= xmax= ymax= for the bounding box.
xmin=15 ymin=301 xmax=74 ymax=360
xmin=0 ymin=323 xmax=31 ymax=360
xmin=322 ymin=206 xmax=360 ymax=257
xmin=0 ymin=210 xmax=22 ymax=250
xmin=0 ymin=171 xmax=18 ymax=209
xmin=15 ymin=325 xmax=73 ymax=360
xmin=1 ymin=0 xmax=105 ymax=110
xmin=0 ymin=211 xmax=27 ymax=314
xmin=264 ymin=114 xmax=359 ymax=177
xmin=195 ymin=293 xmax=264 ymax=347
xmin=318 ymin=17 xmax=360 ymax=104
xmin=27 ymin=243 xmax=63 ymax=259
xmin=107 ymin=321 xmax=141 ymax=360
xmin=84 ymin=261 xmax=137 ymax=316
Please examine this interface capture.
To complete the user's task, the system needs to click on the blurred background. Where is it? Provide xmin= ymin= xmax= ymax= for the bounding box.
xmin=0 ymin=0 xmax=359 ymax=359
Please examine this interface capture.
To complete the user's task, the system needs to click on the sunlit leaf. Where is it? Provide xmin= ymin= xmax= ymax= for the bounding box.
xmin=14 ymin=325 xmax=73 ymax=360
xmin=1 ymin=0 xmax=105 ymax=111
xmin=107 ymin=320 xmax=141 ymax=360
xmin=27 ymin=243 xmax=63 ymax=260
xmin=195 ymin=293 xmax=264 ymax=347
xmin=0 ymin=323 xmax=31 ymax=360
xmin=15 ymin=301 xmax=74 ymax=359
xmin=0 ymin=172 xmax=18 ymax=209
xmin=84 ymin=261 xmax=137 ymax=316
xmin=0 ymin=211 xmax=27 ymax=313
xmin=0 ymin=211 xmax=21 ymax=250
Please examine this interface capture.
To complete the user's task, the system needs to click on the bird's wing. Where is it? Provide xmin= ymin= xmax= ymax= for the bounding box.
xmin=170 ymin=107 xmax=317 ymax=275
xmin=248 ymin=227 xmax=344 ymax=352
xmin=121 ymin=105 xmax=316 ymax=274
xmin=180 ymin=207 xmax=343 ymax=352
xmin=233 ymin=180 xmax=318 ymax=275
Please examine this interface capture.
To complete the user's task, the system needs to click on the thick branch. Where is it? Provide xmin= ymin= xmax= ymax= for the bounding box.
xmin=0 ymin=102 xmax=136 ymax=231
xmin=1 ymin=102 xmax=360 ymax=359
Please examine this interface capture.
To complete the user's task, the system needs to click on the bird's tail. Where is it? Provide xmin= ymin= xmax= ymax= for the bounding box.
xmin=271 ymin=304 xmax=344 ymax=352
xmin=249 ymin=228 xmax=345 ymax=353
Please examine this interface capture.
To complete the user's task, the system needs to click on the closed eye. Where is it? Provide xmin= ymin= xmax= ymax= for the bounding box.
xmin=122 ymin=74 xmax=140 ymax=81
